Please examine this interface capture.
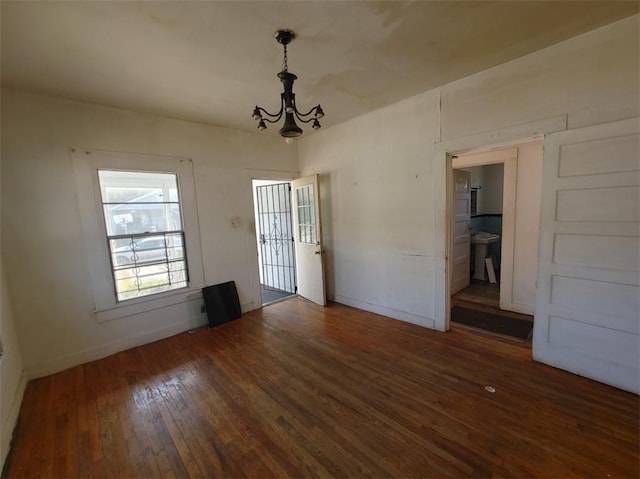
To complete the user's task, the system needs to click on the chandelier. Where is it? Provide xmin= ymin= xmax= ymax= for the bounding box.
xmin=252 ymin=30 xmax=324 ymax=139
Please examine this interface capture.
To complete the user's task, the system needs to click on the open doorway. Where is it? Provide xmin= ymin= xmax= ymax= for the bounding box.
xmin=252 ymin=179 xmax=297 ymax=306
xmin=453 ymin=162 xmax=504 ymax=306
xmin=448 ymin=140 xmax=543 ymax=341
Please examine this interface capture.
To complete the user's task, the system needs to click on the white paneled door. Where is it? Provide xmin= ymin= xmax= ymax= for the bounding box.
xmin=291 ymin=175 xmax=327 ymax=306
xmin=451 ymin=169 xmax=471 ymax=295
xmin=534 ymin=117 xmax=639 ymax=393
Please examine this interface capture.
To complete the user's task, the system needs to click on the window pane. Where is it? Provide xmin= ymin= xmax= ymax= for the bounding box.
xmin=98 ymin=170 xmax=178 ymax=203
xmin=114 ymin=260 xmax=188 ymax=301
xmin=309 ymin=225 xmax=316 ymax=245
xmin=103 ymin=201 xmax=182 ymax=236
xmin=99 ymin=170 xmax=188 ymax=302
xmin=109 ymin=233 xmax=184 ymax=268
xmin=295 ymin=184 xmax=317 ymax=245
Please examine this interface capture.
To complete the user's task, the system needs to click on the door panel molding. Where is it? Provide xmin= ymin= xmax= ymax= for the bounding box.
xmin=534 ymin=117 xmax=640 ymax=393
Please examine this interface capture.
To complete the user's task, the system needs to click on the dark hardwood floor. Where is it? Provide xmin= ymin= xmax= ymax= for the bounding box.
xmin=5 ymin=297 xmax=639 ymax=478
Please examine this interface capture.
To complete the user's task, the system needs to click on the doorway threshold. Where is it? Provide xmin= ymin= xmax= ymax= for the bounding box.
xmin=453 ymin=279 xmax=499 ymax=308
xmin=261 ymin=284 xmax=296 ymax=306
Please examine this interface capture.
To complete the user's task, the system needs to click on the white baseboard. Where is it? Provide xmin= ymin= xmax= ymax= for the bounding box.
xmin=334 ymin=295 xmax=436 ymax=330
xmin=27 ymin=314 xmax=208 ymax=380
xmin=1 ymin=368 xmax=27 ymax=470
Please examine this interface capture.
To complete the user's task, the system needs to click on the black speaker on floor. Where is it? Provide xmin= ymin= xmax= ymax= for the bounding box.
xmin=202 ymin=281 xmax=242 ymax=327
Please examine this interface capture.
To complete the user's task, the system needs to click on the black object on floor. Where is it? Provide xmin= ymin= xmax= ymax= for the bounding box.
xmin=451 ymin=305 xmax=533 ymax=339
xmin=202 ymin=281 xmax=242 ymax=327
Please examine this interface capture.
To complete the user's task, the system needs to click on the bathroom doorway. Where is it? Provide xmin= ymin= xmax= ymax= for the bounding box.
xmin=448 ymin=140 xmax=543 ymax=340
xmin=453 ymin=162 xmax=504 ymax=306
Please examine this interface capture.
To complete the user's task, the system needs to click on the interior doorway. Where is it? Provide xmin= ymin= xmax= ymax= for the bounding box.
xmin=252 ymin=179 xmax=297 ymax=305
xmin=452 ymin=162 xmax=504 ymax=306
xmin=448 ymin=140 xmax=543 ymax=340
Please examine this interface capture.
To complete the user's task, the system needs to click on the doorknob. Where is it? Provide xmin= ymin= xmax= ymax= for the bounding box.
xmin=314 ymin=250 xmax=321 ymax=255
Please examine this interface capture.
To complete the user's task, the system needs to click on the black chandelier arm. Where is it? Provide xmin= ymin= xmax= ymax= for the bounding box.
xmin=293 ymin=105 xmax=321 ymax=118
xmin=260 ymin=114 xmax=284 ymax=124
xmin=293 ymin=111 xmax=318 ymax=124
xmin=254 ymin=105 xmax=283 ymax=119
xmin=258 ymin=111 xmax=282 ymax=123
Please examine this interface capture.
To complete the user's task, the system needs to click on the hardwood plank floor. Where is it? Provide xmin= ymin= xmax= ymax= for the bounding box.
xmin=5 ymin=297 xmax=639 ymax=478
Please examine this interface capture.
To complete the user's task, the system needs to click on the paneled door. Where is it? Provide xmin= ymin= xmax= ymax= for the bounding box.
xmin=291 ymin=175 xmax=326 ymax=306
xmin=534 ymin=117 xmax=639 ymax=393
xmin=451 ymin=169 xmax=471 ymax=295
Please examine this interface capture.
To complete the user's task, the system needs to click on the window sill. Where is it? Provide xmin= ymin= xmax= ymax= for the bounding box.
xmin=94 ymin=286 xmax=203 ymax=323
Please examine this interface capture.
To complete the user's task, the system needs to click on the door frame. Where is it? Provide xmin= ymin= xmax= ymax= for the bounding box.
xmin=253 ymin=179 xmax=298 ymax=301
xmin=451 ymin=148 xmax=517 ymax=310
xmin=245 ymin=169 xmax=298 ymax=309
xmin=433 ymin=115 xmax=567 ymax=332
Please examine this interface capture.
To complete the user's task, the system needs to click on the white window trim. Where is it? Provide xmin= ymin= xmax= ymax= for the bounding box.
xmin=72 ymin=148 xmax=205 ymax=322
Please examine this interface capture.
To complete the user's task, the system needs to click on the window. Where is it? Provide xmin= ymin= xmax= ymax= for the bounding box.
xmin=98 ymin=170 xmax=188 ymax=301
xmin=296 ymin=185 xmax=317 ymax=244
xmin=73 ymin=149 xmax=204 ymax=321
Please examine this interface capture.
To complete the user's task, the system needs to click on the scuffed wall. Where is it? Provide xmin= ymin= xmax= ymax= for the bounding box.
xmin=1 ymin=91 xmax=297 ymax=378
xmin=298 ymin=16 xmax=639 ymax=327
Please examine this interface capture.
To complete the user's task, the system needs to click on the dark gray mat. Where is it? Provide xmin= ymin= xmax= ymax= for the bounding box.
xmin=451 ymin=306 xmax=533 ymax=339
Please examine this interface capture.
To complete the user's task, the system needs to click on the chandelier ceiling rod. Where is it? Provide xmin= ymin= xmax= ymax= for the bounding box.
xmin=252 ymin=29 xmax=324 ymax=139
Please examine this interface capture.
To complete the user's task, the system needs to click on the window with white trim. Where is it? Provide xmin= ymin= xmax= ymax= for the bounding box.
xmin=98 ymin=170 xmax=189 ymax=301
xmin=72 ymin=149 xmax=204 ymax=321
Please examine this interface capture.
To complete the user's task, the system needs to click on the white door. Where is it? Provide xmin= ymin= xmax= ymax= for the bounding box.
xmin=291 ymin=175 xmax=326 ymax=306
xmin=451 ymin=169 xmax=471 ymax=295
xmin=534 ymin=117 xmax=639 ymax=393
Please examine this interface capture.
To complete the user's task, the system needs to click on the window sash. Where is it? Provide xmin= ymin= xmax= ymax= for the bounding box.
xmin=98 ymin=169 xmax=190 ymax=302
xmin=106 ymin=230 xmax=190 ymax=302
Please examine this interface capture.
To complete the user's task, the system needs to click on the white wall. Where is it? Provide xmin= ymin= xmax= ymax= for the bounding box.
xmin=299 ymin=16 xmax=638 ymax=329
xmin=298 ymin=91 xmax=441 ymax=327
xmin=467 ymin=163 xmax=504 ymax=214
xmin=477 ymin=164 xmax=504 ymax=214
xmin=0 ymin=257 xmax=26 ymax=468
xmin=1 ymin=90 xmax=297 ymax=378
xmin=1 ymin=141 xmax=27 ymax=469
xmin=440 ymin=16 xmax=639 ymax=140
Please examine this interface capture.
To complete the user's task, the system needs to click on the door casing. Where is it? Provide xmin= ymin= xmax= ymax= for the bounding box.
xmin=433 ymin=115 xmax=568 ymax=331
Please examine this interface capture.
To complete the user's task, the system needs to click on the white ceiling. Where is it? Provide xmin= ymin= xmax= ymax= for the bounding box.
xmin=2 ymin=1 xmax=638 ymax=136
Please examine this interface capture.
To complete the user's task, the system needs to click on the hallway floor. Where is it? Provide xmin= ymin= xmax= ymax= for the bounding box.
xmin=451 ymin=280 xmax=533 ymax=341
xmin=452 ymin=280 xmax=500 ymax=308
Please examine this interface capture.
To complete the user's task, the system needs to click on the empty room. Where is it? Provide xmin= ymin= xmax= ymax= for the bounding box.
xmin=1 ymin=1 xmax=638 ymax=477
